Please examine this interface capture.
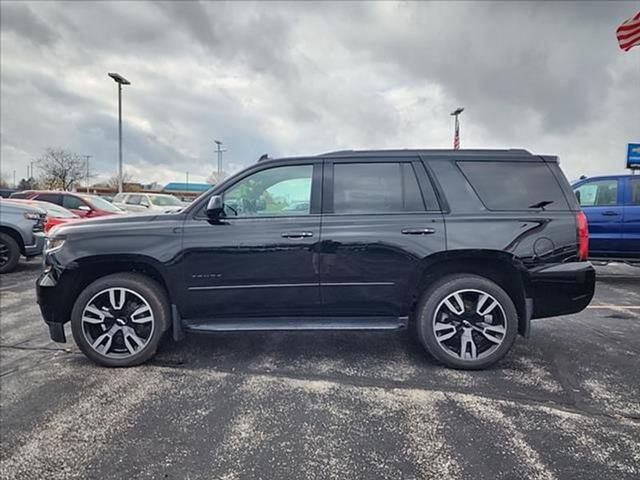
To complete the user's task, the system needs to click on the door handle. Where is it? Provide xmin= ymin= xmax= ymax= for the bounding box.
xmin=601 ymin=211 xmax=620 ymax=216
xmin=281 ymin=231 xmax=314 ymax=238
xmin=401 ymin=228 xmax=436 ymax=235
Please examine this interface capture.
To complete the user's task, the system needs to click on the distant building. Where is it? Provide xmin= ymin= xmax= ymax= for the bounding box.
xmin=162 ymin=182 xmax=211 ymax=200
xmin=163 ymin=182 xmax=211 ymax=193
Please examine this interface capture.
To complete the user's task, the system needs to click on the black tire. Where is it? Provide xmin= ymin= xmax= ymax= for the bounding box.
xmin=0 ymin=233 xmax=20 ymax=274
xmin=71 ymin=273 xmax=170 ymax=367
xmin=416 ymin=274 xmax=518 ymax=370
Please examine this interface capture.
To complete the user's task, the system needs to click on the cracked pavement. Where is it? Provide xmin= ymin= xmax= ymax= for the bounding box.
xmin=1 ymin=261 xmax=639 ymax=479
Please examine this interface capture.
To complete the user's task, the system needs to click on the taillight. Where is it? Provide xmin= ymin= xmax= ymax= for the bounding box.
xmin=577 ymin=211 xmax=589 ymax=260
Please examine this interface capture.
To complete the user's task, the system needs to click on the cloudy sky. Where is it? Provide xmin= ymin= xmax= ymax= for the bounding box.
xmin=1 ymin=1 xmax=639 ymax=187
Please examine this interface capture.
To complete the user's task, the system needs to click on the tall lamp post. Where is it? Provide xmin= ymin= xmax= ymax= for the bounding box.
xmin=214 ymin=140 xmax=226 ymax=182
xmin=451 ymin=107 xmax=464 ymax=150
xmin=108 ymin=73 xmax=131 ymax=193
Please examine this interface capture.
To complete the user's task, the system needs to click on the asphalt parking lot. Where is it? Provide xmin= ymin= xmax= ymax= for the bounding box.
xmin=0 ymin=261 xmax=638 ymax=480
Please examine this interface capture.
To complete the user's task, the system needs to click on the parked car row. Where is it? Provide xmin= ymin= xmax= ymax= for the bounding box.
xmin=10 ymin=190 xmax=126 ymax=217
xmin=0 ymin=199 xmax=46 ymax=273
xmin=0 ymin=189 xmax=193 ymax=273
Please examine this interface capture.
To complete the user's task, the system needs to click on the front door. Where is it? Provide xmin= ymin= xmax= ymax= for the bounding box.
xmin=319 ymin=159 xmax=446 ymax=317
xmin=180 ymin=162 xmax=322 ymax=319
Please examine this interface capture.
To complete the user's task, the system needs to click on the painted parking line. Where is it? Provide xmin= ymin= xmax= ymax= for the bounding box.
xmin=586 ymin=305 xmax=640 ymax=309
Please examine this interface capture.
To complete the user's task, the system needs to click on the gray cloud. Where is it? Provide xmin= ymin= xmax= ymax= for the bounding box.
xmin=1 ymin=1 xmax=638 ymax=186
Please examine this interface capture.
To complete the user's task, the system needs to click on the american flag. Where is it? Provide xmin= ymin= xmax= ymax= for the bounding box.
xmin=617 ymin=11 xmax=640 ymax=52
xmin=453 ymin=116 xmax=460 ymax=150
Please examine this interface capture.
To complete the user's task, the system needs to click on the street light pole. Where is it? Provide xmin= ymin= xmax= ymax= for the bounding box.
xmin=108 ymin=73 xmax=131 ymax=193
xmin=214 ymin=140 xmax=226 ymax=182
xmin=450 ymin=107 xmax=464 ymax=150
xmin=83 ymin=155 xmax=92 ymax=193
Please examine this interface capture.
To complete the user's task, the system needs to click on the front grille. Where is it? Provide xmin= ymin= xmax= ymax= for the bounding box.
xmin=33 ymin=213 xmax=46 ymax=233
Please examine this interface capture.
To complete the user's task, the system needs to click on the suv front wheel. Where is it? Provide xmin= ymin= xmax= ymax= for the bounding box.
xmin=70 ymin=273 xmax=169 ymax=367
xmin=417 ymin=274 xmax=518 ymax=369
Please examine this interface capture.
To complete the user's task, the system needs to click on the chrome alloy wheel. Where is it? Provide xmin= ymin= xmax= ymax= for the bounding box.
xmin=432 ymin=289 xmax=508 ymax=361
xmin=81 ymin=287 xmax=155 ymax=358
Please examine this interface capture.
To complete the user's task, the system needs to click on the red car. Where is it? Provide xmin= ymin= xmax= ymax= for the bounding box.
xmin=4 ymin=199 xmax=81 ymax=233
xmin=10 ymin=191 xmax=125 ymax=218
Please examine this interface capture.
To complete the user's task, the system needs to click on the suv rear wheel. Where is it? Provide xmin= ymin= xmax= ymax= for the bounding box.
xmin=0 ymin=233 xmax=20 ymax=274
xmin=70 ymin=273 xmax=169 ymax=367
xmin=416 ymin=274 xmax=518 ymax=369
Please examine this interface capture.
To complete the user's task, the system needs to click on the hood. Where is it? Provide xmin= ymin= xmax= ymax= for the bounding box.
xmin=0 ymin=199 xmax=47 ymax=215
xmin=50 ymin=211 xmax=184 ymax=237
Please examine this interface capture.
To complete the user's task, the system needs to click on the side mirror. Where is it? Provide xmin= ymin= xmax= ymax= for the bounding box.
xmin=78 ymin=205 xmax=91 ymax=212
xmin=206 ymin=195 xmax=224 ymax=219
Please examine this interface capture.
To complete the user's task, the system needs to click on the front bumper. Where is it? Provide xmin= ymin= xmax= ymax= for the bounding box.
xmin=37 ymin=270 xmax=68 ymax=342
xmin=529 ymin=261 xmax=596 ymax=319
xmin=24 ymin=232 xmax=46 ymax=257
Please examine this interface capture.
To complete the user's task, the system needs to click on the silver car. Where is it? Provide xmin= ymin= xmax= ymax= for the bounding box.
xmin=112 ymin=193 xmax=184 ymax=213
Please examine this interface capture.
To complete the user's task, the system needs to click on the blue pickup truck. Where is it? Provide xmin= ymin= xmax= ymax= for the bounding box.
xmin=572 ymin=174 xmax=639 ymax=262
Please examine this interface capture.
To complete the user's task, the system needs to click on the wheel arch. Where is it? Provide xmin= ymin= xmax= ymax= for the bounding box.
xmin=0 ymin=226 xmax=26 ymax=255
xmin=407 ymin=249 xmax=531 ymax=336
xmin=54 ymin=254 xmax=173 ymax=325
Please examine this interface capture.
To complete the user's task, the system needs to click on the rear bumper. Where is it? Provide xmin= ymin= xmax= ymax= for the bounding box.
xmin=529 ymin=261 xmax=595 ymax=319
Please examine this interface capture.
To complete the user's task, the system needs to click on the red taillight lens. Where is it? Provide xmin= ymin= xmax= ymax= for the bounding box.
xmin=577 ymin=211 xmax=589 ymax=260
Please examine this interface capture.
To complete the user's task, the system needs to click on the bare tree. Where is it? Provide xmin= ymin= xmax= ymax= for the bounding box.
xmin=107 ymin=171 xmax=137 ymax=190
xmin=0 ymin=173 xmax=9 ymax=188
xmin=37 ymin=148 xmax=85 ymax=191
xmin=206 ymin=170 xmax=229 ymax=185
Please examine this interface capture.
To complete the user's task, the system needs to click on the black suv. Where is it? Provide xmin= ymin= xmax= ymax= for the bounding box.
xmin=37 ymin=149 xmax=595 ymax=369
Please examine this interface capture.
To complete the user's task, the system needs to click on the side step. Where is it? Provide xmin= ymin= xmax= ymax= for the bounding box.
xmin=183 ymin=316 xmax=408 ymax=333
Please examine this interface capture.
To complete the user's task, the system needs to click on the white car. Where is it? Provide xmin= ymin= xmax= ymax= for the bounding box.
xmin=112 ymin=193 xmax=184 ymax=213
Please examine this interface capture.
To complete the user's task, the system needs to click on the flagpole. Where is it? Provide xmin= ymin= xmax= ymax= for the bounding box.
xmin=450 ymin=107 xmax=464 ymax=150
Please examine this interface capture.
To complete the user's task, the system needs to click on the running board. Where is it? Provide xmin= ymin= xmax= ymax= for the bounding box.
xmin=183 ymin=316 xmax=408 ymax=333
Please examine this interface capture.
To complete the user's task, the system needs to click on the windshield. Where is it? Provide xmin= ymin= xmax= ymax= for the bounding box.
xmin=43 ymin=203 xmax=77 ymax=218
xmin=81 ymin=195 xmax=123 ymax=213
xmin=149 ymin=195 xmax=182 ymax=206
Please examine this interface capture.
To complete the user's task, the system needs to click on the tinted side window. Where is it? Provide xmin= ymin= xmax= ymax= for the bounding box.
xmin=224 ymin=165 xmax=313 ymax=217
xmin=62 ymin=195 xmax=85 ymax=210
xmin=458 ymin=161 xmax=569 ymax=211
xmin=126 ymin=195 xmax=142 ymax=205
xmin=35 ymin=193 xmax=62 ymax=205
xmin=333 ymin=163 xmax=425 ymax=214
xmin=628 ymin=179 xmax=640 ymax=205
xmin=574 ymin=180 xmax=619 ymax=207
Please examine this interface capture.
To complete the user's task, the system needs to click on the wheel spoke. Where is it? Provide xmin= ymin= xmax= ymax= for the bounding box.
xmin=477 ymin=296 xmax=498 ymax=316
xmin=109 ymin=288 xmax=126 ymax=310
xmin=434 ymin=322 xmax=457 ymax=341
xmin=82 ymin=305 xmax=106 ymax=324
xmin=475 ymin=324 xmax=505 ymax=344
xmin=130 ymin=305 xmax=153 ymax=324
xmin=459 ymin=328 xmax=477 ymax=360
xmin=444 ymin=293 xmax=465 ymax=315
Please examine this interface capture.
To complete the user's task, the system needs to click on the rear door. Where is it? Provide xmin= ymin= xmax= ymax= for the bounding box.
xmin=319 ymin=158 xmax=445 ymax=317
xmin=622 ymin=177 xmax=640 ymax=257
xmin=574 ymin=178 xmax=624 ymax=256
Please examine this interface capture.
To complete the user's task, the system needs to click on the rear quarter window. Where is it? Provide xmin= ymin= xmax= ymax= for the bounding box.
xmin=457 ymin=161 xmax=570 ymax=211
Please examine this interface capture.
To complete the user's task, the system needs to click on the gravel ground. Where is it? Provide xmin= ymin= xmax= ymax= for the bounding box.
xmin=1 ymin=260 xmax=639 ymax=480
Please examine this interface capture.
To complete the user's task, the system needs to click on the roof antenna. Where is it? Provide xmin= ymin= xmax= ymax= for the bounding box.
xmin=258 ymin=153 xmax=269 ymax=162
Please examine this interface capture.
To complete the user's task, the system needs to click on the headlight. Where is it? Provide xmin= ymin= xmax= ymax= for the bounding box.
xmin=44 ymin=237 xmax=65 ymax=253
xmin=24 ymin=212 xmax=40 ymax=220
